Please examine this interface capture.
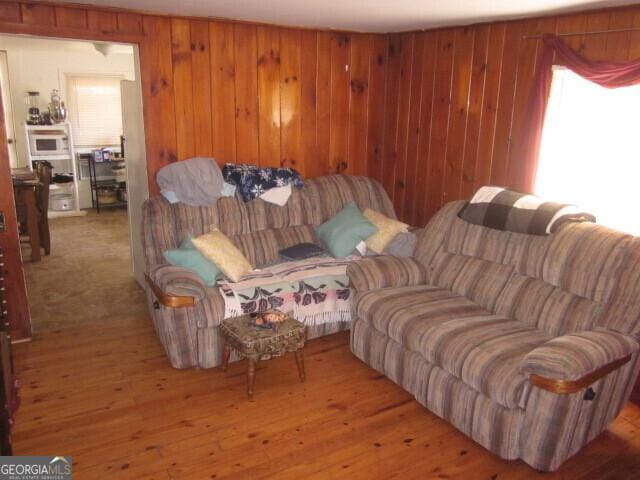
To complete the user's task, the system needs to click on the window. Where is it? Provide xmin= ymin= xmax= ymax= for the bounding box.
xmin=535 ymin=67 xmax=640 ymax=235
xmin=67 ymin=75 xmax=123 ymax=147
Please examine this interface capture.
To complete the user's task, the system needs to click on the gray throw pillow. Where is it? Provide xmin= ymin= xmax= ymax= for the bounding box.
xmin=366 ymin=232 xmax=417 ymax=257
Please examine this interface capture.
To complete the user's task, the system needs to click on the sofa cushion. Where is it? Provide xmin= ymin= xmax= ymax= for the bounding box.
xmin=306 ymin=175 xmax=397 ymax=223
xmin=172 ymin=195 xmax=251 ymax=241
xmin=230 ymin=225 xmax=319 ymax=268
xmin=423 ymin=317 xmax=551 ymax=408
xmin=495 ymin=274 xmax=604 ymax=336
xmin=414 ymin=201 xmax=465 ymax=270
xmin=142 ymin=196 xmax=179 ymax=267
xmin=348 ymin=256 xmax=429 ymax=291
xmin=431 ymin=253 xmax=514 ymax=312
xmin=445 ymin=211 xmax=530 ymax=267
xmin=518 ymin=222 xmax=631 ymax=303
xmin=600 ymin=237 xmax=640 ymax=335
xmin=245 ymin=185 xmax=320 ymax=231
xmin=354 ymin=286 xmax=490 ymax=352
xmin=355 ymin=285 xmax=551 ymax=408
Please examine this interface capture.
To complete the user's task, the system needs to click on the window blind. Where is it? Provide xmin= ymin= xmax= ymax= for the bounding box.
xmin=67 ymin=75 xmax=123 ymax=147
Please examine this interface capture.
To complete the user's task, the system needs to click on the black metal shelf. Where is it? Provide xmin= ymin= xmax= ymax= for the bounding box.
xmin=95 ymin=201 xmax=128 ymax=209
xmin=88 ymin=156 xmax=127 ymax=213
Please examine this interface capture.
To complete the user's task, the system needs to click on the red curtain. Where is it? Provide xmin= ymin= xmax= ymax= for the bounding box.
xmin=521 ymin=34 xmax=640 ymax=191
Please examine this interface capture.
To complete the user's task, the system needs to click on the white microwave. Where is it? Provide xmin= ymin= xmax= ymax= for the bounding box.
xmin=28 ymin=132 xmax=70 ymax=156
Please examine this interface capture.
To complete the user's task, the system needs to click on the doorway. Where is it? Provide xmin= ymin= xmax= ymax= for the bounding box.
xmin=1 ymin=34 xmax=149 ymax=332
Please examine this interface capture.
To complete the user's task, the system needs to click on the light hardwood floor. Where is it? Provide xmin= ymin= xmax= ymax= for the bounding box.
xmin=13 ymin=315 xmax=640 ymax=479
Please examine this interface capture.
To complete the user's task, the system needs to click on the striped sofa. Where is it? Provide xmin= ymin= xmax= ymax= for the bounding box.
xmin=348 ymin=200 xmax=640 ymax=471
xmin=142 ymin=174 xmax=396 ymax=369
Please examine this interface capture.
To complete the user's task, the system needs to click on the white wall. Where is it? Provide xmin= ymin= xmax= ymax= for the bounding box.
xmin=0 ymin=35 xmax=135 ymax=167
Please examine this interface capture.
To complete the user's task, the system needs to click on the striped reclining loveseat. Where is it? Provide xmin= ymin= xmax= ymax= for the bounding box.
xmin=142 ymin=174 xmax=396 ymax=369
xmin=348 ymin=200 xmax=640 ymax=471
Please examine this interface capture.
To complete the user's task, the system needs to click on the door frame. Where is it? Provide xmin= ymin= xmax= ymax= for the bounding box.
xmin=0 ymin=74 xmax=29 ymax=340
xmin=0 ymin=50 xmax=18 ymax=168
xmin=121 ymin=75 xmax=149 ymax=287
xmin=0 ymin=25 xmax=146 ymax=341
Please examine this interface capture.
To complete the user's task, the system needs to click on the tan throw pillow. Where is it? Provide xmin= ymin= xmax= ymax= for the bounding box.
xmin=363 ymin=208 xmax=409 ymax=254
xmin=191 ymin=229 xmax=253 ymax=282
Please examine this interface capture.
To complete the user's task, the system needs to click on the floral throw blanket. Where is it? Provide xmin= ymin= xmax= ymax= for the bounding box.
xmin=217 ymin=257 xmax=355 ymax=326
xmin=222 ymin=163 xmax=304 ymax=202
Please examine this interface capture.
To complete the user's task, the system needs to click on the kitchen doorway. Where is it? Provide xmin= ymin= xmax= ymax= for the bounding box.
xmin=1 ymin=34 xmax=149 ymax=332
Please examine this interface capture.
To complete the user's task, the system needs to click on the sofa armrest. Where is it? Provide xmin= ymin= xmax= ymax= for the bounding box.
xmin=347 ymin=255 xmax=429 ymax=292
xmin=146 ymin=264 xmax=206 ymax=307
xmin=521 ymin=330 xmax=638 ymax=394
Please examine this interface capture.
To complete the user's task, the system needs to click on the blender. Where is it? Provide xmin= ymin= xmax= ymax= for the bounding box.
xmin=25 ymin=91 xmax=40 ymax=125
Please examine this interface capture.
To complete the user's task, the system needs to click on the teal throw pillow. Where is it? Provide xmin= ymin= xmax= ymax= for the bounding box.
xmin=163 ymin=235 xmax=220 ymax=286
xmin=316 ymin=202 xmax=378 ymax=258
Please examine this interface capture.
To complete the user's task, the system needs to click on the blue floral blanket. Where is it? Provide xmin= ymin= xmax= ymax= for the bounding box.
xmin=217 ymin=257 xmax=356 ymax=326
xmin=222 ymin=163 xmax=304 ymax=202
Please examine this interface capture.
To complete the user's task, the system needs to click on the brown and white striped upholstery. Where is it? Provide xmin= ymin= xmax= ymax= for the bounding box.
xmin=144 ymin=177 xmax=640 ymax=472
xmin=347 ymin=255 xmax=429 ymax=291
xmin=142 ymin=174 xmax=395 ymax=369
xmin=230 ymin=225 xmax=320 ymax=268
xmin=600 ymin=237 xmax=640 ymax=336
xmin=148 ymin=264 xmax=209 ymax=301
xmin=353 ymin=285 xmax=551 ymax=409
xmin=351 ymin=320 xmax=526 ymax=459
xmin=521 ymin=329 xmax=639 ymax=381
xmin=350 ymin=199 xmax=640 ymax=471
xmin=142 ymin=195 xmax=179 ymax=269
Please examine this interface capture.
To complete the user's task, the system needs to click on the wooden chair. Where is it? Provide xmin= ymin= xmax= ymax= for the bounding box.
xmin=15 ymin=161 xmax=52 ymax=256
xmin=35 ymin=162 xmax=52 ymax=255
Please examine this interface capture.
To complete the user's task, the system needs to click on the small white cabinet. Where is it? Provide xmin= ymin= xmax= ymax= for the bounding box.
xmin=24 ymin=123 xmax=81 ymax=217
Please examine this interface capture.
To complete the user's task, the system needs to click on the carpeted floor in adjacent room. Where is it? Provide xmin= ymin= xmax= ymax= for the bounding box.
xmin=22 ymin=209 xmax=147 ymax=332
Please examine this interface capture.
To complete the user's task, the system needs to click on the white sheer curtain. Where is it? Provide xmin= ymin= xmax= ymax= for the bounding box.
xmin=67 ymin=75 xmax=123 ymax=147
xmin=535 ymin=67 xmax=640 ymax=235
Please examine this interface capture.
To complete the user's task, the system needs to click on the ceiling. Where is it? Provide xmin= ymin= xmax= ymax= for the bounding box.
xmin=0 ymin=34 xmax=134 ymax=54
xmin=48 ymin=0 xmax=638 ymax=32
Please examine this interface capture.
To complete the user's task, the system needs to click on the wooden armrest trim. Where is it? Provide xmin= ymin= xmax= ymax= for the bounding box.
xmin=529 ymin=354 xmax=632 ymax=394
xmin=145 ymin=274 xmax=196 ymax=308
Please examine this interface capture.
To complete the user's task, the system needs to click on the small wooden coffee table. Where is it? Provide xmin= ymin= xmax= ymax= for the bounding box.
xmin=219 ymin=313 xmax=307 ymax=400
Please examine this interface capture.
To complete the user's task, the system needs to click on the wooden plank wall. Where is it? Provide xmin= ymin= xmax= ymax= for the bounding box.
xmin=0 ymin=1 xmax=389 ymax=199
xmin=382 ymin=5 xmax=640 ymax=226
xmin=0 ymin=1 xmax=388 ymax=338
xmin=3 ymin=2 xmax=640 ymax=219
xmin=175 ymin=24 xmax=388 ymax=180
xmin=2 ymin=1 xmax=640 ymax=339
xmin=173 ymin=25 xmax=386 ymax=181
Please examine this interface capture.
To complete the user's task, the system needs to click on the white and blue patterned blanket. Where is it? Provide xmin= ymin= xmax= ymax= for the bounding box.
xmin=222 ymin=163 xmax=304 ymax=202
